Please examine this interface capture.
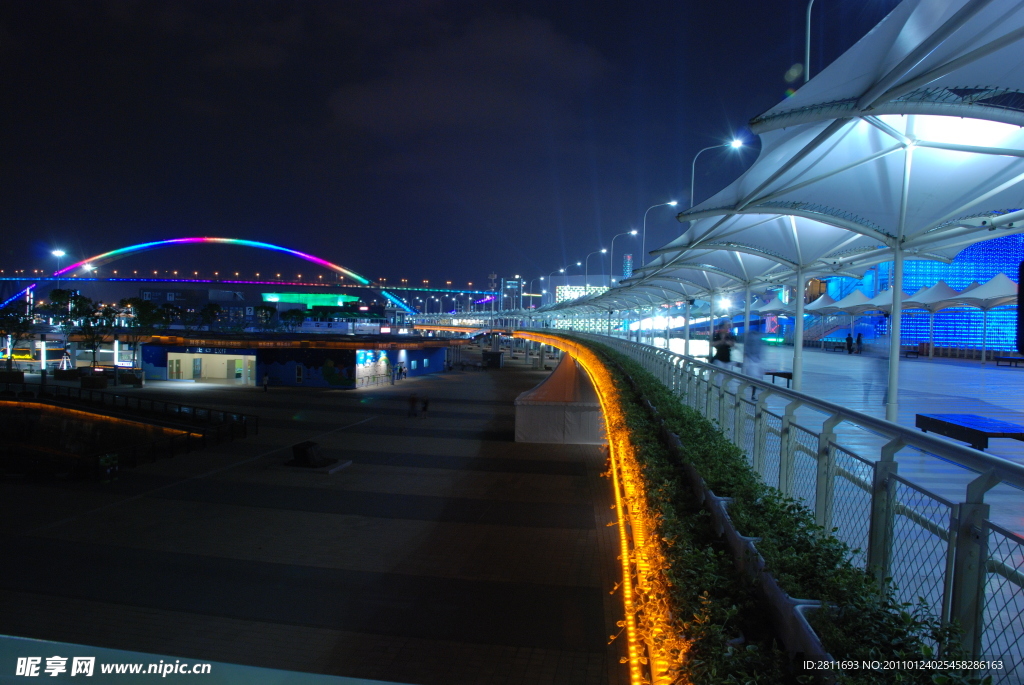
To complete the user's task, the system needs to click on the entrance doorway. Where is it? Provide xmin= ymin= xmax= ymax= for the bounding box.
xmin=166 ymin=352 xmax=257 ymax=385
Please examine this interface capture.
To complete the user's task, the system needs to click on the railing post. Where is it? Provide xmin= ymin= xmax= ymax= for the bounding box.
xmin=814 ymin=414 xmax=843 ymax=531
xmin=751 ymin=390 xmax=775 ymax=478
xmin=867 ymin=437 xmax=902 ymax=589
xmin=951 ymin=470 xmax=999 ymax=657
xmin=733 ymin=381 xmax=750 ymax=443
xmin=779 ymin=399 xmax=802 ymax=495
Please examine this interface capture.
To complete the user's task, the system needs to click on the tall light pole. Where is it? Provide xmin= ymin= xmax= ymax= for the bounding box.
xmin=52 ymin=250 xmax=66 ymax=289
xmin=691 ymin=139 xmax=743 ymax=208
xmin=609 ymin=230 xmax=638 ymax=285
xmin=805 ymin=0 xmax=816 ymax=83
xmin=547 ymin=268 xmax=566 ymax=305
xmin=641 ymin=203 xmax=677 ymax=267
xmin=584 ymin=249 xmax=606 ymax=291
xmin=528 ymin=277 xmax=544 ymax=309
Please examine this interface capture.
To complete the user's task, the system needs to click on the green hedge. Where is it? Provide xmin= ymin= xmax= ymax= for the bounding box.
xmin=577 ymin=338 xmax=989 ymax=685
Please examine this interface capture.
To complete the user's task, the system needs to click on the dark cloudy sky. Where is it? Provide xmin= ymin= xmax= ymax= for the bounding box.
xmin=0 ymin=0 xmax=898 ymax=288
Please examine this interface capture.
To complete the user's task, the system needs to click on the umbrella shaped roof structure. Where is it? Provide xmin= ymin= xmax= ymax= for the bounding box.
xmin=653 ymin=0 xmax=1024 ymax=298
xmin=956 ymin=272 xmax=1019 ymax=309
xmin=828 ymin=289 xmax=876 ymax=315
xmin=805 ymin=293 xmax=838 ymax=313
xmin=862 ymin=288 xmax=910 ymax=314
xmin=902 ymin=280 xmax=966 ymax=312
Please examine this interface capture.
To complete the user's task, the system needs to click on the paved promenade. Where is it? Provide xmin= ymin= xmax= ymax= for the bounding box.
xmin=0 ymin=358 xmax=626 ymax=684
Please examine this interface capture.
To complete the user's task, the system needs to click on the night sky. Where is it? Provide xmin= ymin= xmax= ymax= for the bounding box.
xmin=0 ymin=1 xmax=899 ymax=289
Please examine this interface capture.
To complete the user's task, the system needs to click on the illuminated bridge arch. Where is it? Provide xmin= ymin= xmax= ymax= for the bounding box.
xmin=53 ymin=237 xmax=374 ymax=286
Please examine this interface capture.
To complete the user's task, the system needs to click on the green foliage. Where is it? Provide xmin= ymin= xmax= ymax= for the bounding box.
xmin=279 ymin=308 xmax=307 ymax=331
xmin=0 ymin=302 xmax=34 ymax=371
xmin=198 ymin=302 xmax=223 ymax=330
xmin=253 ymin=305 xmax=277 ymax=330
xmin=571 ymin=337 xmax=977 ymax=685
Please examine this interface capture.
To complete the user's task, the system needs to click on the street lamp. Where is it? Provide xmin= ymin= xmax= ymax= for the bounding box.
xmin=805 ymin=0 xmax=816 ymax=83
xmin=641 ymin=203 xmax=677 ymax=267
xmin=690 ymin=139 xmax=743 ymax=209
xmin=547 ymin=268 xmax=566 ymax=305
xmin=528 ymin=277 xmax=544 ymax=308
xmin=52 ymin=250 xmax=66 ymax=288
xmin=609 ymin=230 xmax=638 ymax=284
xmin=584 ymin=249 xmax=607 ymax=290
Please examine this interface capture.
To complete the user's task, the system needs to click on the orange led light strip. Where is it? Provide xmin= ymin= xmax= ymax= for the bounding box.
xmin=515 ymin=332 xmax=680 ymax=685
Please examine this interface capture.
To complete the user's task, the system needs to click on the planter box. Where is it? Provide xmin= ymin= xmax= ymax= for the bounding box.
xmin=117 ymin=373 xmax=143 ymax=387
xmin=81 ymin=375 xmax=108 ymax=390
xmin=53 ymin=369 xmax=80 ymax=381
xmin=0 ymin=370 xmax=25 ymax=383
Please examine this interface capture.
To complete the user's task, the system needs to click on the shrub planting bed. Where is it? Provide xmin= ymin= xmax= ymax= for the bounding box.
xmin=553 ymin=334 xmax=988 ymax=685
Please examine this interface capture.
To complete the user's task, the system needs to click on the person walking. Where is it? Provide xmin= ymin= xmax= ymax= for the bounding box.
xmin=855 ymin=333 xmax=864 ymax=355
xmin=845 ymin=332 xmax=854 ymax=354
xmin=407 ymin=393 xmax=418 ymax=417
xmin=262 ymin=373 xmax=269 ymax=392
xmin=711 ymin=324 xmax=736 ymax=370
xmin=742 ymin=333 xmax=763 ymax=399
xmin=421 ymin=395 xmax=429 ymax=418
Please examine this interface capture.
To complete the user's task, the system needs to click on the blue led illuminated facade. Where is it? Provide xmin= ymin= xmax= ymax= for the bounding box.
xmin=825 ymin=235 xmax=1021 ymax=351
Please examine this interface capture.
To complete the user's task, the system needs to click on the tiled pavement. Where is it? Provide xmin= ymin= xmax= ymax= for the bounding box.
xmin=0 ymin=357 xmax=627 ymax=684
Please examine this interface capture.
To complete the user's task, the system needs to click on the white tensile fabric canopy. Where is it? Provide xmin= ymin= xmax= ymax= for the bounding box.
xmin=805 ymin=293 xmax=837 ymax=313
xmin=753 ymin=295 xmax=795 ymax=315
xmin=514 ymin=355 xmax=605 ymax=444
xmin=826 ymin=289 xmax=875 ymax=315
xmin=903 ymin=280 xmax=967 ymax=312
xmin=530 ymin=0 xmax=1024 ymax=417
xmin=863 ymin=288 xmax=909 ymax=314
xmin=957 ymin=272 xmax=1019 ymax=310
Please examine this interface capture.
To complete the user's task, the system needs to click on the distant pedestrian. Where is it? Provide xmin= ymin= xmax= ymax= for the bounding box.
xmin=846 ymin=333 xmax=854 ymax=354
xmin=743 ymin=333 xmax=764 ymax=399
xmin=711 ymin=325 xmax=736 ymax=370
xmin=262 ymin=373 xmax=269 ymax=392
xmin=421 ymin=396 xmax=429 ymax=418
xmin=407 ymin=393 xmax=418 ymax=417
xmin=855 ymin=333 xmax=864 ymax=355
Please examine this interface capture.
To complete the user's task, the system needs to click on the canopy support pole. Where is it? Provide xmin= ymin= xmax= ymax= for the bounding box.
xmin=684 ymin=300 xmax=691 ymax=357
xmin=886 ymin=144 xmax=913 ymax=423
xmin=981 ymin=309 xmax=988 ymax=364
xmin=929 ymin=311 xmax=935 ymax=359
xmin=793 ymin=268 xmax=806 ymax=391
xmin=743 ymin=283 xmax=752 ymax=340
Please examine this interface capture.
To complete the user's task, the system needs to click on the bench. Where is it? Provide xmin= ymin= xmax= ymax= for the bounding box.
xmin=915 ymin=413 xmax=1024 ymax=451
xmin=829 ymin=343 xmax=847 ymax=352
xmin=764 ymin=371 xmax=793 ymax=388
xmin=900 ymin=349 xmax=920 ymax=358
xmin=993 ymin=356 xmax=1024 ymax=367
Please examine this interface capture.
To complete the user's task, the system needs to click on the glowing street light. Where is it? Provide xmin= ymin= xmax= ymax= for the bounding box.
xmin=691 ymin=140 xmax=743 ymax=208
xmin=641 ymin=203 xmax=677 ymax=267
xmin=610 ymin=229 xmax=638 ymax=284
xmin=584 ymin=249 xmax=607 ymax=289
xmin=52 ymin=250 xmax=66 ymax=288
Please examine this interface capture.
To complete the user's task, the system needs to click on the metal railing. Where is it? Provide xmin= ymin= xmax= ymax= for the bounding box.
xmin=567 ymin=332 xmax=1024 ymax=683
xmin=0 ymin=383 xmax=259 ymax=439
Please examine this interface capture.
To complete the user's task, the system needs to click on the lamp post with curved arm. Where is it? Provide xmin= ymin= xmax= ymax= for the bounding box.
xmin=527 ymin=277 xmax=544 ymax=309
xmin=547 ymin=268 xmax=565 ymax=305
xmin=609 ymin=229 xmax=638 ymax=285
xmin=641 ymin=203 xmax=677 ymax=267
xmin=691 ymin=139 xmax=743 ymax=208
xmin=584 ymin=249 xmax=606 ymax=291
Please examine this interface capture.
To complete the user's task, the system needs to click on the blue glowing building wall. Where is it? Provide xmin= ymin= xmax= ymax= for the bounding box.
xmin=872 ymin=235 xmax=1022 ymax=350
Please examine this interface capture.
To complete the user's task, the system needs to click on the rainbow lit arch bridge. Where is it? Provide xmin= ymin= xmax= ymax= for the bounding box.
xmin=1 ymin=237 xmax=495 ymax=312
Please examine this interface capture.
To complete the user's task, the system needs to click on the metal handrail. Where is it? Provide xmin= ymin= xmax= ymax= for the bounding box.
xmin=571 ymin=331 xmax=1024 ymax=492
